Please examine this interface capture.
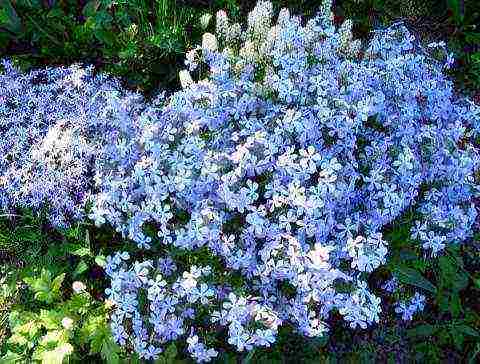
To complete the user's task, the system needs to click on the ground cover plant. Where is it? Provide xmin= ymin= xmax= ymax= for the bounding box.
xmin=1 ymin=0 xmax=480 ymax=363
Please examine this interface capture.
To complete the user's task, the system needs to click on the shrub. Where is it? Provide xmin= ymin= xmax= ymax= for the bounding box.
xmin=0 ymin=0 xmax=479 ymax=361
xmin=96 ymin=0 xmax=480 ymax=361
xmin=0 ymin=0 xmax=239 ymax=92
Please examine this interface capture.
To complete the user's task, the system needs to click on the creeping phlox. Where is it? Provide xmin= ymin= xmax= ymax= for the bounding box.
xmin=0 ymin=60 xmax=145 ymax=227
xmin=106 ymin=252 xmax=283 ymax=361
xmin=1 ymin=0 xmax=480 ymax=362
xmin=97 ymin=0 xmax=479 ymax=360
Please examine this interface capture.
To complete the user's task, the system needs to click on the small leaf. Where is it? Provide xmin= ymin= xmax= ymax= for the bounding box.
xmin=72 ymin=247 xmax=91 ymax=257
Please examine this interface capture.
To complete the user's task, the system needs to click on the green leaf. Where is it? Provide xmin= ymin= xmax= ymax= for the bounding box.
xmin=0 ymin=351 xmax=24 ymax=363
xmin=38 ymin=330 xmax=68 ymax=347
xmin=39 ymin=309 xmax=63 ymax=331
xmin=95 ymin=254 xmax=107 ymax=268
xmin=71 ymin=247 xmax=91 ymax=257
xmin=51 ymin=273 xmax=66 ymax=294
xmin=451 ymin=329 xmax=465 ymax=351
xmin=0 ymin=0 xmax=22 ymax=33
xmin=449 ymin=293 xmax=462 ymax=318
xmin=456 ymin=324 xmax=480 ymax=338
xmin=163 ymin=343 xmax=177 ymax=361
xmin=394 ymin=266 xmax=437 ymax=293
xmin=94 ymin=10 xmax=113 ymax=27
xmin=439 ymin=256 xmax=469 ymax=292
xmin=100 ymin=337 xmax=121 ymax=364
xmin=94 ymin=28 xmax=116 ymax=46
xmin=0 ymin=8 xmax=8 ymax=23
xmin=407 ymin=324 xmax=437 ymax=338
xmin=465 ymin=32 xmax=480 ymax=44
xmin=474 ymin=278 xmax=480 ymax=290
xmin=469 ymin=343 xmax=480 ymax=364
xmin=74 ymin=260 xmax=89 ymax=277
xmin=24 ymin=270 xmax=65 ymax=304
xmin=83 ymin=0 xmax=100 ymax=18
xmin=447 ymin=0 xmax=464 ymax=25
xmin=242 ymin=349 xmax=256 ymax=364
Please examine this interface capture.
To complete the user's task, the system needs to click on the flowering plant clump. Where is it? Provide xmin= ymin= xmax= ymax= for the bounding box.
xmin=0 ymin=0 xmax=479 ymax=361
xmin=394 ymin=292 xmax=426 ymax=321
xmin=96 ymin=0 xmax=480 ymax=361
xmin=0 ymin=61 xmax=145 ymax=227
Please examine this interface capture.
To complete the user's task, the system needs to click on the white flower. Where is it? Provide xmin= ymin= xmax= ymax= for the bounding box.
xmin=308 ymin=243 xmax=334 ymax=270
xmin=72 ymin=281 xmax=86 ymax=294
xmin=62 ymin=317 xmax=74 ymax=330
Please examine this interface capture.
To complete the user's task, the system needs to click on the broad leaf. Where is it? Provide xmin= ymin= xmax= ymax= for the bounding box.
xmin=394 ymin=266 xmax=437 ymax=293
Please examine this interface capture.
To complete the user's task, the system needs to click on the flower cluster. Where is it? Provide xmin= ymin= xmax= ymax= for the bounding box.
xmin=1 ymin=0 xmax=479 ymax=361
xmin=105 ymin=252 xmax=281 ymax=361
xmin=394 ymin=292 xmax=426 ymax=321
xmin=0 ymin=60 xmax=145 ymax=227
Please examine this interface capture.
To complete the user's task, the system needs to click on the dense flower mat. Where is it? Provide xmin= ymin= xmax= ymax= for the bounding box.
xmin=1 ymin=1 xmax=479 ymax=362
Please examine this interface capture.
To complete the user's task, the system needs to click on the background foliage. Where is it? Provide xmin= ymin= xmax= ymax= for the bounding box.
xmin=0 ymin=0 xmax=478 ymax=94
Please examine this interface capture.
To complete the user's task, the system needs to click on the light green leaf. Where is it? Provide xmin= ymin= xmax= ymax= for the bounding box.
xmin=0 ymin=351 xmax=24 ymax=363
xmin=71 ymin=247 xmax=91 ymax=257
xmin=74 ymin=260 xmax=89 ymax=277
xmin=52 ymin=273 xmax=66 ymax=294
xmin=95 ymin=255 xmax=107 ymax=268
xmin=24 ymin=270 xmax=65 ymax=304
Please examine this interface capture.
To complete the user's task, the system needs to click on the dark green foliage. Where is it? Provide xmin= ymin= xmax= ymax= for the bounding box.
xmin=0 ymin=0 xmax=239 ymax=93
xmin=382 ymin=209 xmax=480 ymax=363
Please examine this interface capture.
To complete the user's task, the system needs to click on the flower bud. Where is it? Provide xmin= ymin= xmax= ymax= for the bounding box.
xmin=202 ymin=33 xmax=218 ymax=52
xmin=179 ymin=70 xmax=193 ymax=89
